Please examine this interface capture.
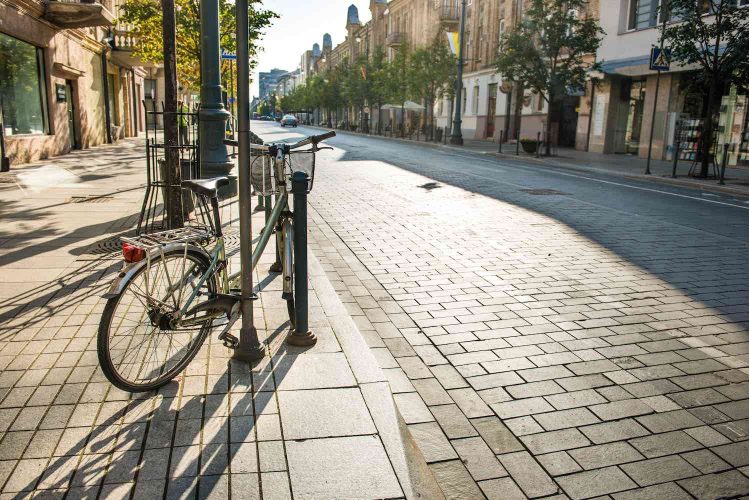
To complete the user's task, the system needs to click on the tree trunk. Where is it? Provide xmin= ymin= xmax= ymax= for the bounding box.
xmin=545 ymin=92 xmax=554 ymax=156
xmin=700 ymin=75 xmax=719 ymax=178
xmin=161 ymin=0 xmax=182 ymax=229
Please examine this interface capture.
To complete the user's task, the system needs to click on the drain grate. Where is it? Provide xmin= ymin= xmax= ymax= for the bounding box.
xmin=0 ymin=174 xmax=17 ymax=184
xmin=68 ymin=195 xmax=115 ymax=204
xmin=86 ymin=237 xmax=124 ymax=255
xmin=520 ymin=188 xmax=569 ymax=196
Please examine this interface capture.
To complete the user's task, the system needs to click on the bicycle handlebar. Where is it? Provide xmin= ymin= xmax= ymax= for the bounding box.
xmin=223 ymin=131 xmax=336 ymax=153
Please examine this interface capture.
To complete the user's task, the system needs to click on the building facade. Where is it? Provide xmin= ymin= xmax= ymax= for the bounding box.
xmin=0 ymin=0 xmax=150 ymax=166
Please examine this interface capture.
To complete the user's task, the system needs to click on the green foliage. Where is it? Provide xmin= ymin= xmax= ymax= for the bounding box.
xmin=496 ymin=0 xmax=602 ymax=104
xmin=407 ymin=36 xmax=456 ymax=127
xmin=118 ymin=0 xmax=276 ymax=91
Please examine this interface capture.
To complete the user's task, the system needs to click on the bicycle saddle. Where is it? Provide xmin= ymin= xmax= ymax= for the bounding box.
xmin=182 ymin=177 xmax=230 ymax=198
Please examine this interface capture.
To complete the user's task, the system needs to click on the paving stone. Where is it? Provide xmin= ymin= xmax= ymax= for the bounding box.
xmin=507 ymin=380 xmax=565 ymax=399
xmin=683 ymin=425 xmax=731 ymax=447
xmin=393 ymin=392 xmax=434 ymax=424
xmin=533 ymin=407 xmax=600 ymax=431
xmin=537 ymin=451 xmax=582 ymax=476
xmin=429 ymin=460 xmax=485 ymax=500
xmin=491 ymin=397 xmax=554 ymax=419
xmin=712 ymin=440 xmax=749 ymax=467
xmin=471 ymin=416 xmax=524 ymax=454
xmin=447 ymin=388 xmax=493 ymax=418
xmin=580 ymin=419 xmax=650 ymax=444
xmin=258 ymin=441 xmax=286 ymax=473
xmin=278 ymin=388 xmax=376 ymax=439
xmin=498 ymin=451 xmax=559 ymax=498
xmin=546 ymin=389 xmax=607 ymax=410
xmin=635 ymin=409 xmax=704 ymax=433
xmin=588 ymin=399 xmax=654 ymax=421
xmin=520 ymin=428 xmax=590 ymax=455
xmin=430 ymin=365 xmax=469 ymax=389
xmin=517 ymin=365 xmax=575 ymax=382
xmin=478 ymin=477 xmax=527 ymax=500
xmin=286 ymin=436 xmax=402 ymax=499
xmin=681 ymin=449 xmax=731 ymax=473
xmin=612 ymin=482 xmax=691 ymax=500
xmin=466 ymin=372 xmax=524 ymax=391
xmin=407 ymin=422 xmax=458 ymax=462
xmin=452 ymin=437 xmax=507 ymax=481
xmin=569 ymin=442 xmax=644 ymax=469
xmin=557 ymin=466 xmax=637 ymax=499
xmin=272 ymin=353 xmax=356 ymax=390
xmin=677 ymin=469 xmax=749 ymax=499
xmin=629 ymin=430 xmax=703 ymax=458
xmin=412 ymin=378 xmax=453 ymax=406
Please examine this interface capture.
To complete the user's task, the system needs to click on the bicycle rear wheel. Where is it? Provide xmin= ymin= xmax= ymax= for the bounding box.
xmin=98 ymin=247 xmax=217 ymax=392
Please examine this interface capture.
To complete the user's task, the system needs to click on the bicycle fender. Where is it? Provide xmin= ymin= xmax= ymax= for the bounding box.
xmin=102 ymin=243 xmax=212 ymax=299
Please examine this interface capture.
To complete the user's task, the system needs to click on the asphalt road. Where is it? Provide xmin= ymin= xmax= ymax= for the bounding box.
xmin=254 ymin=120 xmax=749 ymax=243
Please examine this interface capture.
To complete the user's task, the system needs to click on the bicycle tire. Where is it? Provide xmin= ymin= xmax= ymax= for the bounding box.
xmin=98 ymin=247 xmax=217 ymax=392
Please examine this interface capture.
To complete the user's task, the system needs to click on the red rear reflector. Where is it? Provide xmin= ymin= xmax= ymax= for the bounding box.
xmin=122 ymin=243 xmax=146 ymax=263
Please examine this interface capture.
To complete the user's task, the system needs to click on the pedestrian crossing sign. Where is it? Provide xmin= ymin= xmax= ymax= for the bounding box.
xmin=650 ymin=47 xmax=671 ymax=71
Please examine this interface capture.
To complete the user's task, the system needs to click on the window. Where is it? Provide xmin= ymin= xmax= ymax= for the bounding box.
xmin=498 ymin=19 xmax=506 ymax=42
xmin=462 ymin=88 xmax=467 ymax=115
xmin=627 ymin=0 xmax=659 ymax=30
xmin=473 ymin=85 xmax=480 ymax=114
xmin=0 ymin=32 xmax=48 ymax=136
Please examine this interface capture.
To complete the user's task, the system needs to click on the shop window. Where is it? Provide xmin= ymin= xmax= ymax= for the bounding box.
xmin=0 ymin=32 xmax=49 ymax=136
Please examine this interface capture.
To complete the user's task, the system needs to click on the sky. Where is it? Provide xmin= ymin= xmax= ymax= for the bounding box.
xmin=251 ymin=0 xmax=371 ymax=98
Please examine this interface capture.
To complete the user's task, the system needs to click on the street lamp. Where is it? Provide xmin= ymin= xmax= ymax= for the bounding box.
xmin=450 ymin=0 xmax=467 ymax=145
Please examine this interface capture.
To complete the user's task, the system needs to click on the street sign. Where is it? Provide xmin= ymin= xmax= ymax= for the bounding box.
xmin=650 ymin=47 xmax=671 ymax=71
xmin=221 ymin=49 xmax=237 ymax=60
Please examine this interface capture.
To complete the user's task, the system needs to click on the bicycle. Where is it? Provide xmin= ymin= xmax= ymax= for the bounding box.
xmin=97 ymin=131 xmax=335 ymax=392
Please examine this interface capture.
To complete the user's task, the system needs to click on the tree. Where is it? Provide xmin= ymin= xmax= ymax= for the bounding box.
xmin=384 ymin=43 xmax=411 ymax=136
xmin=367 ymin=46 xmax=391 ymax=133
xmin=661 ymin=0 xmax=749 ymax=177
xmin=408 ymin=37 xmax=456 ymax=136
xmin=118 ymin=0 xmax=276 ymax=91
xmin=496 ymin=0 xmax=602 ymax=155
xmin=342 ymin=55 xmax=369 ymax=130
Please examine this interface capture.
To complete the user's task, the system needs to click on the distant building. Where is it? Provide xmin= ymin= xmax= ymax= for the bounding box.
xmin=258 ymin=68 xmax=289 ymax=100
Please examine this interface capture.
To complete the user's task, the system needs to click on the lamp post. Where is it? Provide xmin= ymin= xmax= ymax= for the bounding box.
xmin=199 ymin=0 xmax=232 ymax=180
xmin=356 ymin=33 xmax=371 ymax=133
xmin=449 ymin=0 xmax=467 ymax=145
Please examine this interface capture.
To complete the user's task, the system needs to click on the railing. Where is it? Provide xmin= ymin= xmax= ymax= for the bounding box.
xmin=386 ymin=32 xmax=405 ymax=46
xmin=113 ymin=25 xmax=138 ymax=50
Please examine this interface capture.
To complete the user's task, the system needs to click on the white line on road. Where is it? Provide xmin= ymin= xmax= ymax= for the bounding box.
xmin=441 ymin=151 xmax=749 ymax=211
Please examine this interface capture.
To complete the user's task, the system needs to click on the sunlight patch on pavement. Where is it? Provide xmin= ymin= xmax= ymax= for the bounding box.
xmin=16 ymin=165 xmax=82 ymax=193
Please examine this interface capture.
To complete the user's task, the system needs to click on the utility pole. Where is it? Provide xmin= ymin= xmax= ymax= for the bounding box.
xmin=449 ymin=0 xmax=467 ymax=145
xmin=645 ymin=15 xmax=669 ymax=176
xmin=199 ymin=0 xmax=232 ymax=179
xmin=161 ymin=0 xmax=182 ymax=229
xmin=234 ymin=0 xmax=265 ymax=362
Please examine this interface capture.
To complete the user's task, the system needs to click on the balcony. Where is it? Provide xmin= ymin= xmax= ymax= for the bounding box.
xmin=438 ymin=5 xmax=460 ymax=26
xmin=386 ymin=32 xmax=405 ymax=47
xmin=43 ymin=0 xmax=115 ymax=29
xmin=113 ymin=26 xmax=138 ymax=51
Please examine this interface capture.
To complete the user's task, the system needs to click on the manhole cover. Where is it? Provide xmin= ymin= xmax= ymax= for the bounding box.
xmin=68 ymin=195 xmax=115 ymax=204
xmin=520 ymin=188 xmax=569 ymax=196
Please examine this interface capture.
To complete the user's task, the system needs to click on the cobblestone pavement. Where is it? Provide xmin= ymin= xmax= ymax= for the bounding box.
xmin=258 ymin=123 xmax=749 ymax=499
xmin=0 ymin=139 xmax=420 ymax=499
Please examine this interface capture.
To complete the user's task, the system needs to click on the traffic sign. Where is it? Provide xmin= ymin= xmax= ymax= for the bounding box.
xmin=650 ymin=47 xmax=671 ymax=71
xmin=221 ymin=49 xmax=237 ymax=60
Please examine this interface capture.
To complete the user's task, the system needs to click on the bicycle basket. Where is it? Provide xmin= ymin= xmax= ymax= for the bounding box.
xmin=250 ymin=154 xmax=277 ymax=196
xmin=287 ymin=149 xmax=316 ymax=193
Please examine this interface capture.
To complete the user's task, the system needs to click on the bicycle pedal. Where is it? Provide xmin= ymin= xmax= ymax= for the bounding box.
xmin=219 ymin=332 xmax=239 ymax=349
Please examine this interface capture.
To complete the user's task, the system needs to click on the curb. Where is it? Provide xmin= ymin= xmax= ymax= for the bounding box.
xmin=297 ymin=124 xmax=749 ymax=199
xmin=308 ymin=250 xmax=446 ymax=500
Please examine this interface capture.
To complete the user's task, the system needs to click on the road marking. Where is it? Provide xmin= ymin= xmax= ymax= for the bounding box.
xmin=440 ymin=151 xmax=749 ymax=211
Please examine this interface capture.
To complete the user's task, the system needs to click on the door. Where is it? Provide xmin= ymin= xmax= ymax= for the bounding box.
xmin=487 ymin=83 xmax=497 ymax=138
xmin=625 ymin=79 xmax=646 ymax=154
xmin=65 ymin=81 xmax=78 ymax=149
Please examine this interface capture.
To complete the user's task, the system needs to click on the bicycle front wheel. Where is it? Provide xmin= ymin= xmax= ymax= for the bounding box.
xmin=98 ymin=248 xmax=217 ymax=392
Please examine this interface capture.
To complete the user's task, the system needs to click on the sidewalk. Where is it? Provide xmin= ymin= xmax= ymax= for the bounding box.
xmin=0 ymin=140 xmax=440 ymax=498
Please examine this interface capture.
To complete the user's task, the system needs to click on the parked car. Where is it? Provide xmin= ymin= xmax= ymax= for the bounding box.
xmin=280 ymin=114 xmax=298 ymax=127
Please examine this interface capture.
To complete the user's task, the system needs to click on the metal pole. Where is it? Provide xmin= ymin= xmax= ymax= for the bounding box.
xmin=671 ymin=121 xmax=681 ymax=178
xmin=449 ymin=0 xmax=467 ymax=145
xmin=161 ymin=0 xmax=181 ymax=229
xmin=234 ymin=0 xmax=264 ymax=362
xmin=585 ymin=78 xmax=596 ymax=152
xmin=288 ymin=171 xmax=316 ymax=346
xmin=516 ymin=135 xmax=520 ymax=155
xmin=718 ymin=143 xmax=729 ymax=185
xmin=645 ymin=69 xmax=661 ymax=175
xmin=199 ymin=0 xmax=233 ymax=179
xmin=498 ymin=129 xmax=503 ymax=153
